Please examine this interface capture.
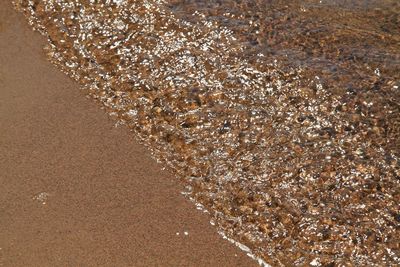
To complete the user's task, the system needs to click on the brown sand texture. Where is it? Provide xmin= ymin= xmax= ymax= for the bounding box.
xmin=0 ymin=1 xmax=257 ymax=266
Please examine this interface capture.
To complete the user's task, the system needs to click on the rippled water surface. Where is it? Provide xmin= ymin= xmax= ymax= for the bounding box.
xmin=167 ymin=0 xmax=399 ymax=80
xmin=14 ymin=0 xmax=399 ymax=266
xmin=166 ymin=1 xmax=400 ymax=264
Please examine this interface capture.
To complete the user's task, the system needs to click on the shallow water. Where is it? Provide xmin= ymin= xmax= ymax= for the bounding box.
xmin=14 ymin=0 xmax=399 ymax=266
xmin=166 ymin=1 xmax=400 ymax=265
xmin=167 ymin=0 xmax=400 ymax=80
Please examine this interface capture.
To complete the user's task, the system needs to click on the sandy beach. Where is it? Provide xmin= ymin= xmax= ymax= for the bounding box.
xmin=0 ymin=1 xmax=256 ymax=266
xmin=2 ymin=0 xmax=399 ymax=265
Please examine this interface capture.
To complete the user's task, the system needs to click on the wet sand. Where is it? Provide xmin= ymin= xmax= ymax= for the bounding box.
xmin=0 ymin=1 xmax=257 ymax=266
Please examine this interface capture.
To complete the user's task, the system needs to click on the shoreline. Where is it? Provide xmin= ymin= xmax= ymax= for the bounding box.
xmin=0 ymin=1 xmax=256 ymax=266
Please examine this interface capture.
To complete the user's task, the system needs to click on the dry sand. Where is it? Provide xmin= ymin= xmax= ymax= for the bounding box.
xmin=0 ymin=1 xmax=256 ymax=266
